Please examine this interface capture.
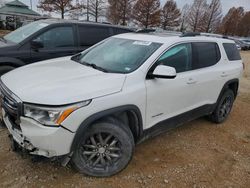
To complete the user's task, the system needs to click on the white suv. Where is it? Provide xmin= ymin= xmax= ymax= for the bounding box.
xmin=0 ymin=33 xmax=243 ymax=177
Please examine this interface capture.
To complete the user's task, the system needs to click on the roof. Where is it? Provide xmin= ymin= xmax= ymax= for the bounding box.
xmin=0 ymin=0 xmax=40 ymax=16
xmin=114 ymin=33 xmax=234 ymax=44
xmin=39 ymin=19 xmax=134 ymax=31
xmin=6 ymin=0 xmax=28 ymax=7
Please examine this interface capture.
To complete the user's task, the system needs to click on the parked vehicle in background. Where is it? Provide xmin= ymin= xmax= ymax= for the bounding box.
xmin=233 ymin=39 xmax=250 ymax=51
xmin=0 ymin=19 xmax=134 ymax=75
xmin=242 ymin=39 xmax=250 ymax=45
xmin=0 ymin=32 xmax=243 ymax=177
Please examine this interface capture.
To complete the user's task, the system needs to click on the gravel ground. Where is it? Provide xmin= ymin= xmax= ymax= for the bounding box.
xmin=0 ymin=52 xmax=249 ymax=188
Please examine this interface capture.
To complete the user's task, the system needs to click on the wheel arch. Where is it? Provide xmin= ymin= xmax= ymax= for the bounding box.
xmin=217 ymin=79 xmax=239 ymax=104
xmin=0 ymin=57 xmax=26 ymax=68
xmin=70 ymin=105 xmax=143 ymax=152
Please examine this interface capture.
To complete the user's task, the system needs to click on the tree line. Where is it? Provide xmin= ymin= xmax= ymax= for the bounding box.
xmin=37 ymin=0 xmax=250 ymax=37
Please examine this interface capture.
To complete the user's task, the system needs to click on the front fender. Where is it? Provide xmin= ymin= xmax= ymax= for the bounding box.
xmin=69 ymin=105 xmax=143 ymax=152
xmin=0 ymin=57 xmax=25 ymax=67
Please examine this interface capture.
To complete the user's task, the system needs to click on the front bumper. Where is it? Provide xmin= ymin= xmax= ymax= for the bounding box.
xmin=2 ymin=108 xmax=75 ymax=158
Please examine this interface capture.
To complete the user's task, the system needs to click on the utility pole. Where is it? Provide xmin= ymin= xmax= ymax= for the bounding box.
xmin=30 ymin=0 xmax=32 ymax=10
xmin=87 ymin=0 xmax=89 ymax=21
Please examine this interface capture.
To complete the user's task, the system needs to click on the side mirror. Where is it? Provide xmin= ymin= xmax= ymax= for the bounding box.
xmin=31 ymin=40 xmax=44 ymax=50
xmin=152 ymin=65 xmax=177 ymax=79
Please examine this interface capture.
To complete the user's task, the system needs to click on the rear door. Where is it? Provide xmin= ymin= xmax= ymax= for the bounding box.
xmin=188 ymin=42 xmax=224 ymax=106
xmin=222 ymin=43 xmax=243 ymax=82
xmin=77 ymin=25 xmax=111 ymax=52
xmin=30 ymin=25 xmax=78 ymax=62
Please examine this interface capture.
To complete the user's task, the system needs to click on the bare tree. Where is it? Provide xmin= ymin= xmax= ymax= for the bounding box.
xmin=204 ymin=0 xmax=222 ymax=32
xmin=107 ymin=0 xmax=120 ymax=24
xmin=161 ymin=0 xmax=181 ymax=30
xmin=180 ymin=4 xmax=190 ymax=32
xmin=220 ymin=7 xmax=244 ymax=36
xmin=238 ymin=11 xmax=250 ymax=37
xmin=107 ymin=0 xmax=134 ymax=25
xmin=69 ymin=0 xmax=86 ymax=20
xmin=0 ymin=0 xmax=6 ymax=7
xmin=37 ymin=0 xmax=77 ymax=19
xmin=132 ymin=0 xmax=161 ymax=28
xmin=88 ymin=0 xmax=106 ymax=22
xmin=188 ymin=0 xmax=207 ymax=32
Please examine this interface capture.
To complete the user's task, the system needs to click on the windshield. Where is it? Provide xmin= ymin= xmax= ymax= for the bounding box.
xmin=75 ymin=38 xmax=162 ymax=73
xmin=4 ymin=21 xmax=49 ymax=43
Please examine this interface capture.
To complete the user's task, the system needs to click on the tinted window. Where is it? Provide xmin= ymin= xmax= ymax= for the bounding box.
xmin=4 ymin=21 xmax=49 ymax=43
xmin=192 ymin=42 xmax=220 ymax=70
xmin=156 ymin=43 xmax=192 ymax=73
xmin=34 ymin=26 xmax=74 ymax=48
xmin=79 ymin=26 xmax=110 ymax=46
xmin=223 ymin=43 xmax=241 ymax=61
xmin=113 ymin=28 xmax=131 ymax=35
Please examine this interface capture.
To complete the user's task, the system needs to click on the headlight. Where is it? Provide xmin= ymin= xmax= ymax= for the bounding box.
xmin=23 ymin=100 xmax=91 ymax=126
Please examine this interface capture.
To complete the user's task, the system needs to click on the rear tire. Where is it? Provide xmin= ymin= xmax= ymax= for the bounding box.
xmin=0 ymin=65 xmax=15 ymax=76
xmin=209 ymin=89 xmax=235 ymax=123
xmin=71 ymin=118 xmax=134 ymax=177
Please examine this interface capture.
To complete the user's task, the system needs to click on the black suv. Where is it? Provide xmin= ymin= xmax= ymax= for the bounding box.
xmin=0 ymin=19 xmax=133 ymax=75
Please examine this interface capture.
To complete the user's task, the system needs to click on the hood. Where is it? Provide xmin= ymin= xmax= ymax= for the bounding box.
xmin=0 ymin=40 xmax=17 ymax=51
xmin=0 ymin=40 xmax=8 ymax=47
xmin=1 ymin=57 xmax=126 ymax=105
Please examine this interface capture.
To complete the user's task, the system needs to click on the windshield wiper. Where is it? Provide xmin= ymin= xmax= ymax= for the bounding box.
xmin=82 ymin=61 xmax=109 ymax=73
xmin=0 ymin=37 xmax=7 ymax=43
xmin=71 ymin=53 xmax=81 ymax=62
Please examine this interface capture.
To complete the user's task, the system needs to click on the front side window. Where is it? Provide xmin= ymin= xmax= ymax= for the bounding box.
xmin=74 ymin=38 xmax=162 ymax=73
xmin=34 ymin=26 xmax=74 ymax=49
xmin=156 ymin=43 xmax=192 ymax=73
xmin=192 ymin=42 xmax=221 ymax=69
xmin=4 ymin=21 xmax=49 ymax=43
xmin=223 ymin=43 xmax=241 ymax=61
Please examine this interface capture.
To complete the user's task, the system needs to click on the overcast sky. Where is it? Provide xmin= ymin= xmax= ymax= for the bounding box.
xmin=8 ymin=0 xmax=250 ymax=16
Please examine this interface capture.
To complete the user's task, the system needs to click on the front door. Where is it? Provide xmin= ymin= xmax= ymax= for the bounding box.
xmin=145 ymin=43 xmax=199 ymax=129
xmin=30 ymin=26 xmax=78 ymax=62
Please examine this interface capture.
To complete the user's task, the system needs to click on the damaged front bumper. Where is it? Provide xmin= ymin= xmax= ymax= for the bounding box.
xmin=2 ymin=108 xmax=75 ymax=158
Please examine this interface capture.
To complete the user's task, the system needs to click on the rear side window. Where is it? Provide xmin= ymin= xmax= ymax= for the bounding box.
xmin=112 ymin=28 xmax=131 ymax=35
xmin=79 ymin=26 xmax=110 ymax=46
xmin=192 ymin=42 xmax=221 ymax=70
xmin=223 ymin=43 xmax=241 ymax=61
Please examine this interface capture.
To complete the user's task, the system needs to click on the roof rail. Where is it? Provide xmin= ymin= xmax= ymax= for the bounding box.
xmin=135 ymin=28 xmax=156 ymax=33
xmin=181 ymin=32 xmax=201 ymax=37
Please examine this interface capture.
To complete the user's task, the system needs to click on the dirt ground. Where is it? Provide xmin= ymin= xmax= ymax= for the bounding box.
xmin=0 ymin=30 xmax=10 ymax=36
xmin=0 ymin=51 xmax=250 ymax=188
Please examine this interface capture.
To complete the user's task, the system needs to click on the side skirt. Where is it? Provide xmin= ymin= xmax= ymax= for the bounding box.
xmin=138 ymin=104 xmax=216 ymax=143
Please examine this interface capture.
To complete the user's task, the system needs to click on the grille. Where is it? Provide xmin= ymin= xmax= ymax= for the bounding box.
xmin=0 ymin=81 xmax=22 ymax=130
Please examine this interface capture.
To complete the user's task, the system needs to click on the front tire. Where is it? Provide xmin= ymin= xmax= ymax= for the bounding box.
xmin=71 ymin=119 xmax=134 ymax=177
xmin=209 ymin=89 xmax=235 ymax=123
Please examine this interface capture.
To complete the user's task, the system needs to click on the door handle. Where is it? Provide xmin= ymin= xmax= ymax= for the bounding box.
xmin=187 ymin=78 xmax=197 ymax=84
xmin=221 ymin=72 xmax=228 ymax=77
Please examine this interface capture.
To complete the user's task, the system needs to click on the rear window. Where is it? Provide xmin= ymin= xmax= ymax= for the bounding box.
xmin=79 ymin=26 xmax=111 ymax=46
xmin=192 ymin=42 xmax=221 ymax=70
xmin=223 ymin=43 xmax=241 ymax=61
